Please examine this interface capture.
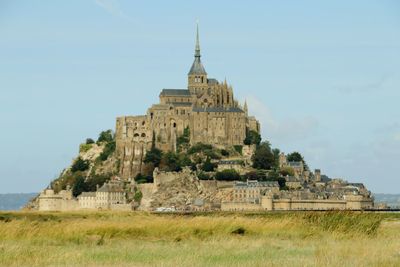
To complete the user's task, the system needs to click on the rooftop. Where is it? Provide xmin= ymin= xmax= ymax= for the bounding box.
xmin=192 ymin=107 xmax=244 ymax=113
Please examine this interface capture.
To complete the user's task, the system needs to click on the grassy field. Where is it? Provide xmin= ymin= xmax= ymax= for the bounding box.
xmin=0 ymin=211 xmax=399 ymax=266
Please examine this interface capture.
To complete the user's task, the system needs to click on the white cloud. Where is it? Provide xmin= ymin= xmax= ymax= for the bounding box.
xmin=246 ymin=95 xmax=319 ymax=144
xmin=334 ymin=74 xmax=391 ymax=94
xmin=94 ymin=0 xmax=131 ymax=21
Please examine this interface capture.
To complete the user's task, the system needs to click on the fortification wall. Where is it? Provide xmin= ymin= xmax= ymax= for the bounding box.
xmin=221 ymin=202 xmax=262 ymax=211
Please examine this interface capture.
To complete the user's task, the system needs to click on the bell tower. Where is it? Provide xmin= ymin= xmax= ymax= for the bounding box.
xmin=188 ymin=23 xmax=207 ymax=95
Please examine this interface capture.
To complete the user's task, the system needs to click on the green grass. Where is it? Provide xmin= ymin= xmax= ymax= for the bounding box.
xmin=0 ymin=211 xmax=400 ymax=266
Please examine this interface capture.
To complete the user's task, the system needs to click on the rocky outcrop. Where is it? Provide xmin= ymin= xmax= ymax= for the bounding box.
xmin=138 ymin=168 xmax=233 ymax=211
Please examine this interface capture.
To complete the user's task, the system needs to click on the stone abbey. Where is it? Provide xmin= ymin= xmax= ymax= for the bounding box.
xmin=116 ymin=26 xmax=260 ymax=179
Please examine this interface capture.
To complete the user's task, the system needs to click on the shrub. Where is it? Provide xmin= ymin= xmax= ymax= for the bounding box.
xmin=204 ymin=149 xmax=221 ymax=160
xmin=220 ymin=149 xmax=229 ymax=157
xmin=79 ymin=143 xmax=92 ymax=153
xmin=233 ymin=145 xmax=243 ymax=154
xmin=188 ymin=143 xmax=213 ymax=154
xmin=86 ymin=138 xmax=95 ymax=144
xmin=71 ymin=157 xmax=90 ymax=172
xmin=201 ymin=157 xmax=217 ymax=172
xmin=215 ymin=169 xmax=241 ymax=181
xmin=97 ymin=130 xmax=114 ymax=144
xmin=144 ymin=147 xmax=163 ymax=167
xmin=134 ymin=173 xmax=153 ymax=184
xmin=198 ymin=171 xmax=212 ymax=180
xmin=133 ymin=190 xmax=143 ymax=203
xmin=99 ymin=141 xmax=116 ymax=161
xmin=159 ymin=152 xmax=182 ymax=172
xmin=244 ymin=170 xmax=266 ymax=181
xmin=243 ymin=130 xmax=261 ymax=146
xmin=177 ymin=127 xmax=190 ymax=151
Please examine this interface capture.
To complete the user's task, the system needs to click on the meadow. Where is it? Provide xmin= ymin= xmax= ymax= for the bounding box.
xmin=0 ymin=211 xmax=399 ymax=267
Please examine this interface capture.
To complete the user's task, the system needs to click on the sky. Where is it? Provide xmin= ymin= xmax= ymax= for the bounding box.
xmin=0 ymin=0 xmax=399 ymax=194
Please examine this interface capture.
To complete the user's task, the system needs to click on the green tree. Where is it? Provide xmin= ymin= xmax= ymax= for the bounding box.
xmin=71 ymin=157 xmax=90 ymax=172
xmin=252 ymin=141 xmax=275 ymax=170
xmin=287 ymin=151 xmax=309 ymax=170
xmin=85 ymin=173 xmax=111 ymax=191
xmin=243 ymin=130 xmax=261 ymax=146
xmin=99 ymin=141 xmax=116 ymax=161
xmin=201 ymin=157 xmax=217 ymax=172
xmin=97 ymin=129 xmax=114 ymax=144
xmin=86 ymin=138 xmax=95 ymax=144
xmin=177 ymin=127 xmax=190 ymax=151
xmin=144 ymin=147 xmax=163 ymax=167
xmin=159 ymin=151 xmax=182 ymax=172
xmin=215 ymin=169 xmax=241 ymax=181
xmin=272 ymin=148 xmax=280 ymax=169
xmin=72 ymin=175 xmax=88 ymax=197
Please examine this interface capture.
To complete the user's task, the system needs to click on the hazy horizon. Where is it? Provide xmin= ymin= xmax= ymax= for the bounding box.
xmin=1 ymin=0 xmax=399 ymax=194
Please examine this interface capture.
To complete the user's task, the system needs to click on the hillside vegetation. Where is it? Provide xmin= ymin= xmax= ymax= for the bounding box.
xmin=0 ymin=211 xmax=399 ymax=266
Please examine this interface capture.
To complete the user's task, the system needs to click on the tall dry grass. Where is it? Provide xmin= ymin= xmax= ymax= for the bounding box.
xmin=0 ymin=211 xmax=399 ymax=266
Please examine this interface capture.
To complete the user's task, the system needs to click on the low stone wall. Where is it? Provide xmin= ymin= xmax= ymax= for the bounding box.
xmin=221 ymin=202 xmax=262 ymax=211
xmin=222 ymin=197 xmax=373 ymax=211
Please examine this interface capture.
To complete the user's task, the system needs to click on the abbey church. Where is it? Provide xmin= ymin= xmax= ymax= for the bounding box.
xmin=115 ymin=26 xmax=260 ymax=179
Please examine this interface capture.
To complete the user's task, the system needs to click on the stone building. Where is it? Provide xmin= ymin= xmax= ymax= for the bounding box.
xmin=38 ymin=187 xmax=78 ymax=211
xmin=230 ymin=180 xmax=280 ymax=204
xmin=38 ymin=181 xmax=129 ymax=211
xmin=115 ymin=25 xmax=260 ymax=180
xmin=77 ymin=181 xmax=127 ymax=210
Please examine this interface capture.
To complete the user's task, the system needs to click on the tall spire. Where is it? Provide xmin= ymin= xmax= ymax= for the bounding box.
xmin=195 ymin=21 xmax=200 ymax=57
xmin=188 ymin=21 xmax=207 ymax=75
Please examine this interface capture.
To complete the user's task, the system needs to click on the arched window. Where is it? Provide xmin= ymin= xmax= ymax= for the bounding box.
xmin=141 ymin=133 xmax=146 ymax=137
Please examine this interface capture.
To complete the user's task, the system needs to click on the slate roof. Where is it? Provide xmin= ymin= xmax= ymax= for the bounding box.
xmin=192 ymin=107 xmax=244 ymax=113
xmin=188 ymin=57 xmax=207 ymax=75
xmin=288 ymin=161 xmax=303 ymax=167
xmin=208 ymin=78 xmax=218 ymax=85
xmin=160 ymin=89 xmax=191 ymax=96
xmin=171 ymin=102 xmax=193 ymax=107
xmin=235 ymin=181 xmax=279 ymax=188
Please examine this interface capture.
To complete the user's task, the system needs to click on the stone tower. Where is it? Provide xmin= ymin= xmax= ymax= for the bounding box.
xmin=188 ymin=23 xmax=208 ymax=95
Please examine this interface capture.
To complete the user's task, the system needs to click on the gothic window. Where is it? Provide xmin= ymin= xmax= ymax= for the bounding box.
xmin=141 ymin=133 xmax=146 ymax=137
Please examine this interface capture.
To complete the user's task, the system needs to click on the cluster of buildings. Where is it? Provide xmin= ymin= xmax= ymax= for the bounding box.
xmin=36 ymin=26 xmax=375 ymax=212
xmin=220 ymin=153 xmax=374 ymax=211
xmin=38 ymin=181 xmax=130 ymax=211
